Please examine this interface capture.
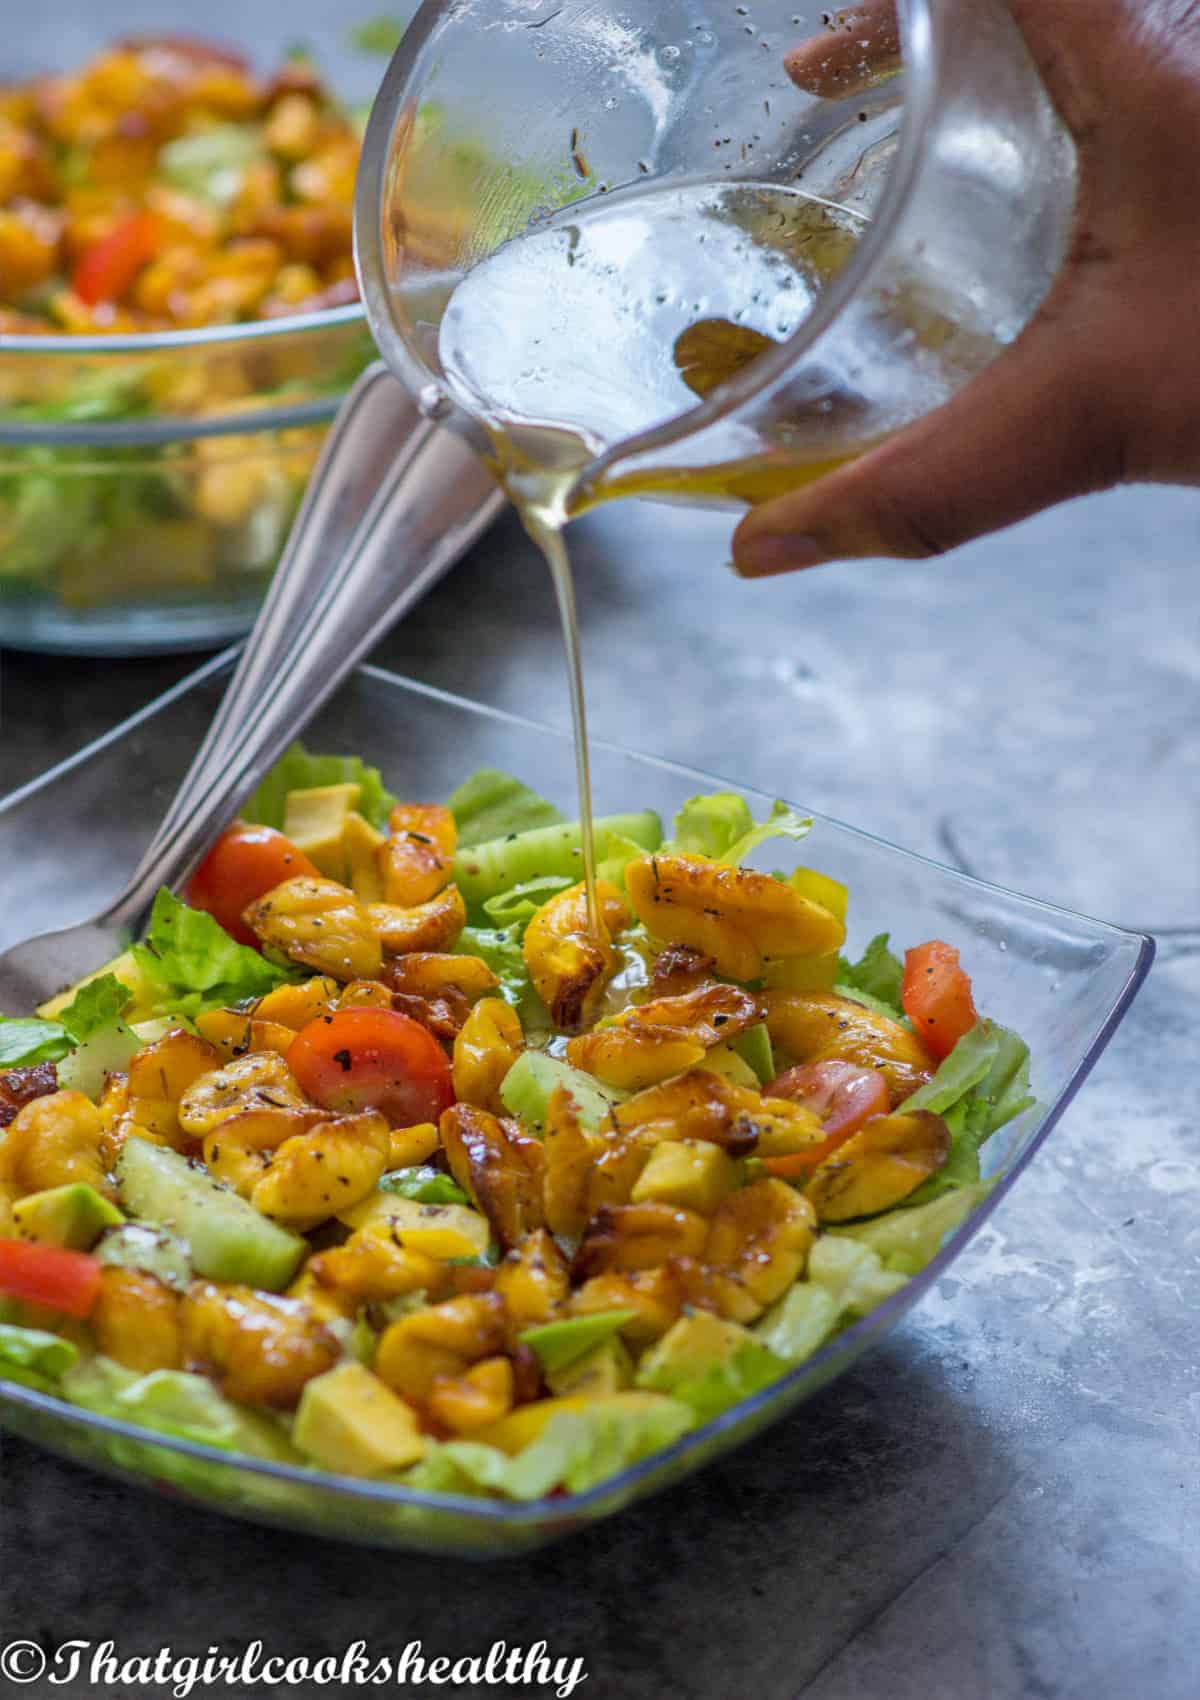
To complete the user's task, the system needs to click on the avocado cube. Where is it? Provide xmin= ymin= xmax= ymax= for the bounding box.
xmin=37 ymin=947 xmax=159 ymax=1023
xmin=13 ymin=1183 xmax=124 ymax=1250
xmin=702 ymin=1043 xmax=761 ymax=1089
xmin=337 ymin=1191 xmax=492 ymax=1261
xmin=294 ymin=1362 xmax=425 ymax=1475
xmin=343 ymin=812 xmax=386 ymax=902
xmin=636 ymin=1312 xmax=758 ymax=1388
xmin=631 ymin=1139 xmax=740 ymax=1213
xmin=282 ymin=783 xmax=362 ymax=879
xmin=546 ymin=1335 xmax=634 ymax=1398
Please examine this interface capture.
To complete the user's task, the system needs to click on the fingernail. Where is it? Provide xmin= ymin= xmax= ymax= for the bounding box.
xmin=733 ymin=533 xmax=826 ymax=578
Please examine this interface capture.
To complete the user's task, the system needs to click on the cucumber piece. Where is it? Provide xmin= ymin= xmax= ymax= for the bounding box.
xmin=453 ymin=810 xmax=662 ymax=912
xmin=116 ymin=1138 xmax=305 ymax=1292
xmin=499 ymin=1051 xmax=628 ymax=1135
xmin=57 ymin=1020 xmax=141 ymax=1101
xmin=520 ymin=1309 xmax=636 ymax=1375
xmin=732 ymin=1022 xmax=774 ymax=1087
xmin=95 ymin=1222 xmax=193 ymax=1291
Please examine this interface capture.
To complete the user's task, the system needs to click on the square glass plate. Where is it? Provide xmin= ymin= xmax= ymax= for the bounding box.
xmin=0 ymin=658 xmax=1152 ymax=1556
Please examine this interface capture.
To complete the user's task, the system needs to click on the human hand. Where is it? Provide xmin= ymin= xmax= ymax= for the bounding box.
xmin=733 ymin=1 xmax=1200 ymax=575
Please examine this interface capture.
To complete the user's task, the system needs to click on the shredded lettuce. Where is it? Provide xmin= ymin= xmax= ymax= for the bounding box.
xmin=0 ymin=1323 xmax=79 ymax=1392
xmin=481 ymin=875 xmax=573 ymax=927
xmin=721 ymin=801 xmax=814 ymax=866
xmin=667 ymin=792 xmax=813 ymax=866
xmin=453 ymin=924 xmax=549 ymax=1034
xmin=131 ymin=889 xmax=295 ymax=1015
xmin=380 ymin=1167 xmax=470 ymax=1207
xmin=669 ymin=792 xmax=755 ymax=858
xmin=836 ymin=932 xmax=905 ymax=1016
xmin=520 ymin=1311 xmax=636 ymax=1376
xmin=243 ymin=743 xmax=396 ymax=833
xmin=56 ymin=973 xmax=133 ymax=1043
xmin=832 ymin=1182 xmax=989 ymax=1275
xmin=0 ymin=1018 xmax=70 ymax=1068
xmin=62 ymin=1358 xmax=301 ymax=1463
xmin=637 ymin=1337 xmax=789 ymax=1424
xmin=445 ymin=767 xmax=563 ymax=849
xmin=403 ymin=1398 xmax=694 ymax=1500
xmin=754 ymin=1237 xmax=909 ymax=1362
xmin=901 ymin=1020 xmax=1035 ymax=1203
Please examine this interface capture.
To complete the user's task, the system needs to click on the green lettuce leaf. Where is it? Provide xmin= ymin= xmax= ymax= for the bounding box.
xmin=721 ymin=800 xmax=814 ymax=866
xmin=0 ymin=1323 xmax=79 ymax=1385
xmin=831 ymin=1182 xmax=989 ymax=1275
xmin=481 ymin=875 xmax=573 ymax=927
xmin=132 ymin=889 xmax=294 ymax=1014
xmin=520 ymin=1310 xmax=636 ymax=1376
xmin=754 ymin=1237 xmax=909 ymax=1362
xmin=0 ymin=1018 xmax=70 ymax=1068
xmin=453 ymin=924 xmax=548 ymax=1035
xmin=901 ymin=1021 xmax=1035 ymax=1202
xmin=56 ymin=973 xmax=133 ymax=1044
xmin=836 ymin=932 xmax=905 ymax=1017
xmin=668 ymin=793 xmax=813 ymax=866
xmin=380 ymin=1166 xmax=471 ymax=1207
xmin=445 ymin=768 xmax=564 ymax=849
xmin=638 ymin=1337 xmax=789 ymax=1424
xmin=242 ymin=743 xmax=396 ymax=832
xmin=62 ymin=1359 xmax=301 ymax=1462
xmin=669 ymin=792 xmax=755 ymax=858
xmin=402 ymin=1397 xmax=694 ymax=1500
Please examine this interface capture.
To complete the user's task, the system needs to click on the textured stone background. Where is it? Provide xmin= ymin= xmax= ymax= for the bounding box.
xmin=1 ymin=5 xmax=1198 ymax=1696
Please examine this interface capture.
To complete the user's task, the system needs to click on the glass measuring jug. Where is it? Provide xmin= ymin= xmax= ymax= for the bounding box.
xmin=355 ymin=0 xmax=1078 ymax=519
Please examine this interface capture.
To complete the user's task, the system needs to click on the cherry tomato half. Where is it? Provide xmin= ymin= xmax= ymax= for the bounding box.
xmin=902 ymin=940 xmax=979 ymax=1062
xmin=762 ymin=1059 xmax=889 ymax=1178
xmin=186 ymin=822 xmax=320 ymax=946
xmin=72 ymin=212 xmax=160 ymax=307
xmin=0 ymin=1240 xmax=102 ymax=1318
xmin=289 ymin=1007 xmax=454 ymax=1127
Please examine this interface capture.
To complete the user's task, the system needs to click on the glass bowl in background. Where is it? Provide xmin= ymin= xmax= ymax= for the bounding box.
xmin=0 ymin=659 xmax=1152 ymax=1554
xmin=0 ymin=11 xmax=403 ymax=655
xmin=0 ymin=306 xmax=375 ymax=653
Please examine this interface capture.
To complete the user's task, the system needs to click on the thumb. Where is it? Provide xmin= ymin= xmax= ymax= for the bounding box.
xmin=731 ymin=318 xmax=1118 ymax=576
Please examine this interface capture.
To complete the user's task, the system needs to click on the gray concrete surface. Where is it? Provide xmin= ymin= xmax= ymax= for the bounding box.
xmin=1 ymin=486 xmax=1197 ymax=1700
xmin=1 ymin=4 xmax=1198 ymax=1695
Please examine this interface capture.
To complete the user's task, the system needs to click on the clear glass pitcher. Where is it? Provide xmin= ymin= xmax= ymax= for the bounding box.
xmin=355 ymin=0 xmax=1077 ymax=514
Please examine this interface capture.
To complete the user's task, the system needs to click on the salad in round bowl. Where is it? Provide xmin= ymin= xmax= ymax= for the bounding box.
xmin=0 ymin=24 xmax=440 ymax=653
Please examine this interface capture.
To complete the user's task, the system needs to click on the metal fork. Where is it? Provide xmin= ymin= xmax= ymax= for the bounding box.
xmin=0 ymin=363 xmax=503 ymax=1014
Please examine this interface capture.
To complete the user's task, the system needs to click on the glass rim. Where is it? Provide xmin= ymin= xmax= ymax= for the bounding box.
xmin=0 ymin=300 xmax=366 ymax=359
xmin=355 ymin=0 xmax=938 ymax=476
xmin=0 ymin=654 xmax=1156 ymax=1535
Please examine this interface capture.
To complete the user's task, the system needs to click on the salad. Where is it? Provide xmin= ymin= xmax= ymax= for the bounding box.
xmin=0 ymin=34 xmax=363 ymax=337
xmin=0 ymin=748 xmax=1033 ymax=1500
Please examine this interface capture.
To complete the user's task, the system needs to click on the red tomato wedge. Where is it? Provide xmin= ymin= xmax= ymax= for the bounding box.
xmin=762 ymin=1060 xmax=889 ymax=1178
xmin=902 ymin=940 xmax=979 ymax=1061
xmin=0 ymin=1240 xmax=102 ymax=1318
xmin=72 ymin=212 xmax=161 ymax=307
xmin=186 ymin=822 xmax=320 ymax=946
xmin=289 ymin=1007 xmax=454 ymax=1127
